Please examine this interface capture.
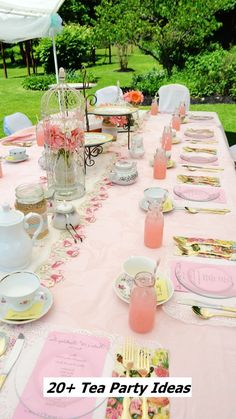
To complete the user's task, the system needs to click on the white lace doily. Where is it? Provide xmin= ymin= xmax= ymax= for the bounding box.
xmin=163 ymin=293 xmax=236 ymax=327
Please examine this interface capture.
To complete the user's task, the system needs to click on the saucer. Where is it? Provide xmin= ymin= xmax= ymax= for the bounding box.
xmin=172 ymin=137 xmax=181 ymax=144
xmin=0 ymin=286 xmax=53 ymax=324
xmin=150 ymin=159 xmax=175 ymax=169
xmin=139 ymin=197 xmax=173 ymax=213
xmin=113 ymin=273 xmax=174 ymax=306
xmin=5 ymin=155 xmax=29 ymax=163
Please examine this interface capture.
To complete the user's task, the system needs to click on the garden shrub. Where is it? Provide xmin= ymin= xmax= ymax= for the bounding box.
xmin=183 ymin=47 xmax=236 ymax=97
xmin=36 ymin=24 xmax=94 ymax=73
xmin=131 ymin=68 xmax=167 ymax=96
xmin=22 ymin=70 xmax=98 ymax=91
xmin=131 ymin=48 xmax=236 ymax=99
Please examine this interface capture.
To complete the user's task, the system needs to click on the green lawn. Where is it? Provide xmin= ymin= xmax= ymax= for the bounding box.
xmin=0 ymin=48 xmax=235 ymax=144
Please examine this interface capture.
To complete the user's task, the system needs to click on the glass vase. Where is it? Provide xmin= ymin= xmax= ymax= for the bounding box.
xmin=44 ymin=115 xmax=85 ymax=200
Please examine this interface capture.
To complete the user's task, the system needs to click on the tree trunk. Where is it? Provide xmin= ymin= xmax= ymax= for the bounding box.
xmin=25 ymin=41 xmax=31 ymax=76
xmin=30 ymin=40 xmax=36 ymax=74
xmin=1 ymin=42 xmax=7 ymax=78
xmin=19 ymin=42 xmax=26 ymax=65
xmin=91 ymin=47 xmax=96 ymax=65
xmin=108 ymin=43 xmax=112 ymax=64
xmin=117 ymin=44 xmax=128 ymax=71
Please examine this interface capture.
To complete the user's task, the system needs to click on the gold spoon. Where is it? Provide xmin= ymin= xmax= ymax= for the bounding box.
xmin=185 ymin=206 xmax=230 ymax=215
xmin=192 ymin=306 xmax=236 ymax=320
xmin=0 ymin=332 xmax=8 ymax=357
xmin=186 ymin=166 xmax=221 ymax=173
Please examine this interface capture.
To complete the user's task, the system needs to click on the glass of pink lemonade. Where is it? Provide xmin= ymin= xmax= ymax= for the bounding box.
xmin=129 ymin=272 xmax=156 ymax=333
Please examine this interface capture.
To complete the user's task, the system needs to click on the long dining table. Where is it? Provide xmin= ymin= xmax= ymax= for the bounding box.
xmin=0 ymin=111 xmax=236 ymax=419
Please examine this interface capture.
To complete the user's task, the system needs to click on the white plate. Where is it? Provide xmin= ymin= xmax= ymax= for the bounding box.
xmin=0 ymin=286 xmax=53 ymax=324
xmin=184 ymin=128 xmax=214 ymax=139
xmin=92 ymin=105 xmax=135 ymax=116
xmin=84 ymin=132 xmax=113 ymax=146
xmin=5 ymin=155 xmax=29 ymax=163
xmin=113 ymin=273 xmax=174 ymax=306
xmin=180 ymin=153 xmax=218 ymax=164
xmin=188 ymin=114 xmax=214 ymax=121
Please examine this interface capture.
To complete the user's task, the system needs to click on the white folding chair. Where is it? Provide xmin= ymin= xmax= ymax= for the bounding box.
xmin=3 ymin=112 xmax=33 ymax=136
xmin=229 ymin=144 xmax=236 ymax=165
xmin=158 ymin=83 xmax=190 ymax=113
xmin=95 ymin=86 xmax=123 ymax=105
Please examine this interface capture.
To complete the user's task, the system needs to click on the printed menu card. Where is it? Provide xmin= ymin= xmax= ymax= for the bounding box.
xmin=13 ymin=331 xmax=110 ymax=418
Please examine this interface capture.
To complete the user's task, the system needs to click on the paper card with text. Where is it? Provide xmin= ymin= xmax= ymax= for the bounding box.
xmin=13 ymin=331 xmax=110 ymax=419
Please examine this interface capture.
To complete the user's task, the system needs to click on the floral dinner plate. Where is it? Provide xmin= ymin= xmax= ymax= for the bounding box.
xmin=0 ymin=286 xmax=53 ymax=324
xmin=113 ymin=273 xmax=174 ymax=306
xmin=180 ymin=153 xmax=218 ymax=164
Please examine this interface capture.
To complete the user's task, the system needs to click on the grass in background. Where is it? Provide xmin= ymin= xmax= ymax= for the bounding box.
xmin=0 ymin=47 xmax=235 ymax=143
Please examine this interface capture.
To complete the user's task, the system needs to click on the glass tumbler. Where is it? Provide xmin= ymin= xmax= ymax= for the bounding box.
xmin=129 ymin=272 xmax=156 ymax=333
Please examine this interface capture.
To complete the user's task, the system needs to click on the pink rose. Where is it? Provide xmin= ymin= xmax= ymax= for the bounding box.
xmin=107 ymin=398 xmax=117 ymax=407
xmin=154 ymin=366 xmax=169 ymax=377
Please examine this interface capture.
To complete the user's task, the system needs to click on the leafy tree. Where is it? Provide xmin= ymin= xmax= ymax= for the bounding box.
xmin=95 ymin=0 xmax=146 ymax=70
xmin=59 ymin=0 xmax=100 ymax=25
xmin=95 ymin=0 xmax=236 ymax=74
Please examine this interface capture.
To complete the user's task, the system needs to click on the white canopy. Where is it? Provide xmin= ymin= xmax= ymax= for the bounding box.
xmin=0 ymin=0 xmax=64 ymax=43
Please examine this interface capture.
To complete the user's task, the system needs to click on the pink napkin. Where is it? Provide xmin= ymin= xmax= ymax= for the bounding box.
xmin=13 ymin=331 xmax=110 ymax=419
xmin=173 ymin=185 xmax=227 ymax=204
xmin=1 ymin=126 xmax=36 ymax=145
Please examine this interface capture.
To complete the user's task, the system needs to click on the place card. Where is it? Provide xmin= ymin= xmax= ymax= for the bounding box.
xmin=13 ymin=331 xmax=110 ymax=419
xmin=173 ymin=236 xmax=236 ymax=261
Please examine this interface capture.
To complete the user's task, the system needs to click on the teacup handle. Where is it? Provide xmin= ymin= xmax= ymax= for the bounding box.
xmin=24 ymin=212 xmax=44 ymax=243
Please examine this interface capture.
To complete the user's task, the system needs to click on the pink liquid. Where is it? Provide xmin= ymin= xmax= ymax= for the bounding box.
xmin=36 ymin=124 xmax=45 ymax=147
xmin=153 ymin=154 xmax=167 ymax=179
xmin=150 ymin=101 xmax=158 ymax=115
xmin=172 ymin=115 xmax=181 ymax=131
xmin=129 ymin=287 xmax=156 ymax=333
xmin=162 ymin=133 xmax=172 ymax=151
xmin=144 ymin=213 xmax=164 ymax=248
xmin=179 ymin=103 xmax=186 ymax=117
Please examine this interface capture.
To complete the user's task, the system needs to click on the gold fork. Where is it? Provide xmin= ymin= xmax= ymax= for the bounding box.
xmin=136 ymin=347 xmax=150 ymax=419
xmin=121 ymin=338 xmax=136 ymax=419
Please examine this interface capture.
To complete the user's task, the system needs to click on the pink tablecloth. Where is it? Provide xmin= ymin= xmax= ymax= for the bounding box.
xmin=0 ymin=112 xmax=236 ymax=418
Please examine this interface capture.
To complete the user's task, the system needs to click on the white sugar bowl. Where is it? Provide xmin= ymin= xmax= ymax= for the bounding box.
xmin=52 ymin=202 xmax=80 ymax=230
xmin=109 ymin=160 xmax=138 ymax=185
xmin=129 ymin=134 xmax=145 ymax=158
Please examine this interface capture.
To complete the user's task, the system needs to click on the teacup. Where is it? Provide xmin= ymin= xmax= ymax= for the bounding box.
xmin=9 ymin=148 xmax=27 ymax=160
xmin=144 ymin=187 xmax=168 ymax=204
xmin=0 ymin=271 xmax=41 ymax=311
xmin=123 ymin=256 xmax=157 ymax=279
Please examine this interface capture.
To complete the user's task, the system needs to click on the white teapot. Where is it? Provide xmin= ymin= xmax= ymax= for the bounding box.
xmin=0 ymin=203 xmax=43 ymax=271
xmin=109 ymin=160 xmax=138 ymax=185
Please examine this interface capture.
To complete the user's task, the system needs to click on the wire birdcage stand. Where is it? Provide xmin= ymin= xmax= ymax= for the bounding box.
xmin=41 ymin=68 xmax=86 ymax=200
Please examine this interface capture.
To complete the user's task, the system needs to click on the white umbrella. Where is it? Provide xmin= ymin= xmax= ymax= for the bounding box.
xmin=0 ymin=0 xmax=64 ymax=82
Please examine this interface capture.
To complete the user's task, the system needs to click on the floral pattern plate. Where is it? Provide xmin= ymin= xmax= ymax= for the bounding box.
xmin=139 ymin=197 xmax=174 ymax=212
xmin=0 ymin=287 xmax=53 ymax=324
xmin=113 ymin=273 xmax=174 ymax=306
